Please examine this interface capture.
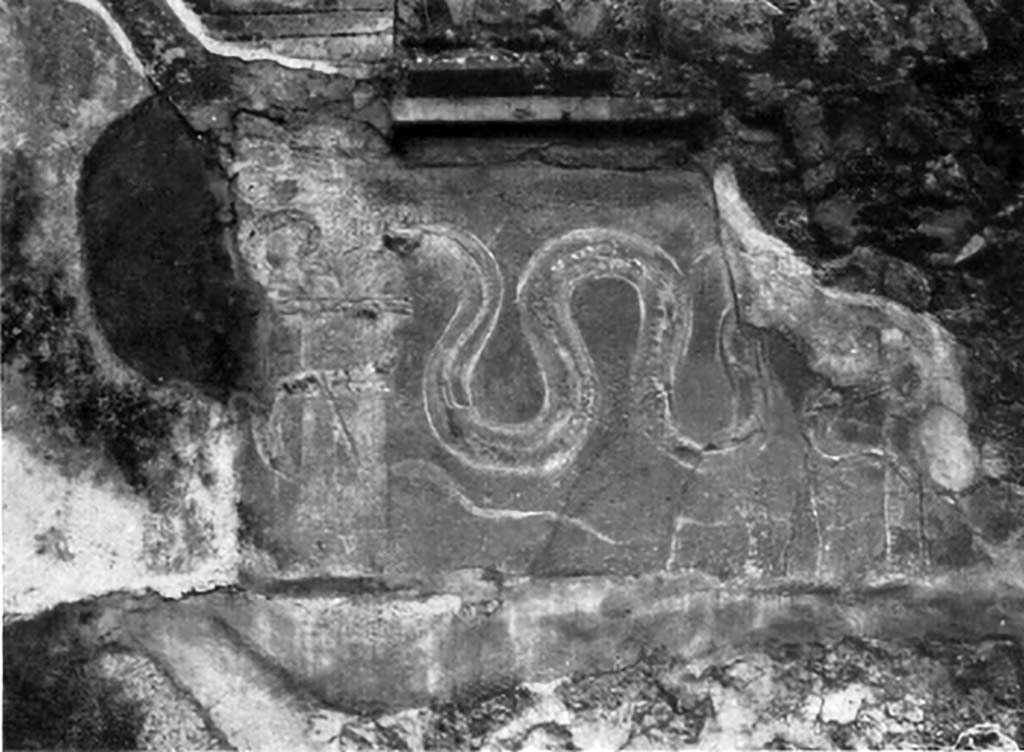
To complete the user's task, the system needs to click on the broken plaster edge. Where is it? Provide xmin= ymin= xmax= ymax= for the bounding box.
xmin=162 ymin=0 xmax=343 ymax=74
xmin=60 ymin=0 xmax=350 ymax=82
xmin=713 ymin=164 xmax=979 ymax=493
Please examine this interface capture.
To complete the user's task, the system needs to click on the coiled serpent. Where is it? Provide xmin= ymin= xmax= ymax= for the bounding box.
xmin=403 ymin=225 xmax=763 ymax=477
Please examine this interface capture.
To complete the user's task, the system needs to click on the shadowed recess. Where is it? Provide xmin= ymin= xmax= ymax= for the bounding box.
xmin=80 ymin=95 xmax=261 ymax=401
xmin=3 ymin=608 xmax=145 ymax=750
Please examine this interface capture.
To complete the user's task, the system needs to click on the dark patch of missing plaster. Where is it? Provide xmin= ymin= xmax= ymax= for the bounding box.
xmin=81 ymin=95 xmax=262 ymax=403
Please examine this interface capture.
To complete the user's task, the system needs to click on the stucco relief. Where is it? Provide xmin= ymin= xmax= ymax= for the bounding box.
xmin=391 ymin=224 xmax=766 ymax=477
xmin=230 ymin=155 xmax=940 ymax=580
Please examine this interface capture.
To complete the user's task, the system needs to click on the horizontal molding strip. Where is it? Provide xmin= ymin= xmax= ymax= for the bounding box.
xmin=391 ymin=96 xmax=720 ymax=124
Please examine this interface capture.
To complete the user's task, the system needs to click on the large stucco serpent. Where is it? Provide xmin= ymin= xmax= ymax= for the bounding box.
xmin=400 ymin=225 xmax=765 ymax=476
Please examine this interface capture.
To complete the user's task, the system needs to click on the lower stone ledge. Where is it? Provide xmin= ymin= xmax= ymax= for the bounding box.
xmin=6 ymin=569 xmax=1022 ymax=750
xmin=121 ymin=570 xmax=1024 ymax=716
